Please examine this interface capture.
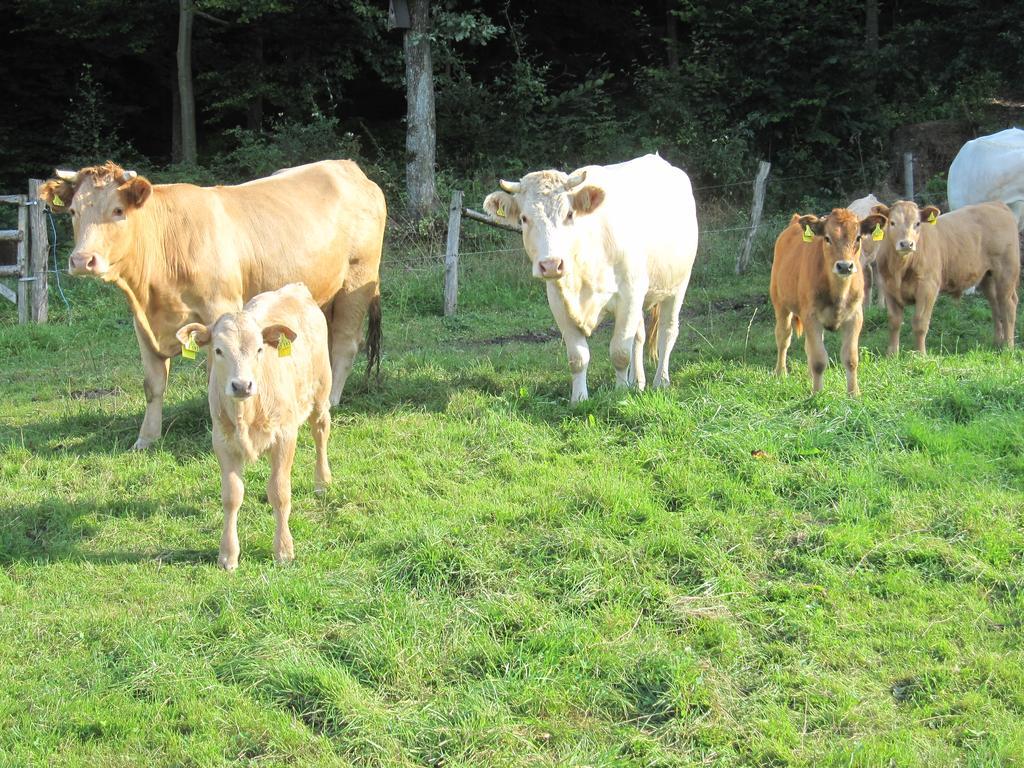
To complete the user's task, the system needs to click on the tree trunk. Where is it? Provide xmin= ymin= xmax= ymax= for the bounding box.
xmin=404 ymin=0 xmax=437 ymax=222
xmin=864 ymin=0 xmax=878 ymax=96
xmin=246 ymin=29 xmax=264 ymax=131
xmin=171 ymin=74 xmax=182 ymax=163
xmin=177 ymin=0 xmax=198 ymax=165
xmin=665 ymin=0 xmax=679 ymax=76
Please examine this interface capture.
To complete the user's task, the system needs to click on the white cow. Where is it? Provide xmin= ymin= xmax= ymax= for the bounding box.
xmin=483 ymin=154 xmax=699 ymax=403
xmin=948 ymin=128 xmax=1024 ymax=231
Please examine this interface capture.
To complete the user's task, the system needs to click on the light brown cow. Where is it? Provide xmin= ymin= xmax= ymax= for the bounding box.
xmin=37 ymin=160 xmax=384 ymax=449
xmin=176 ymin=283 xmax=331 ymax=570
xmin=770 ymin=208 xmax=887 ymax=396
xmin=872 ymin=200 xmax=1020 ymax=355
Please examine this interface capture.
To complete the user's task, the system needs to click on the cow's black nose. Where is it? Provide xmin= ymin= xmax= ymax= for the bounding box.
xmin=230 ymin=379 xmax=253 ymax=396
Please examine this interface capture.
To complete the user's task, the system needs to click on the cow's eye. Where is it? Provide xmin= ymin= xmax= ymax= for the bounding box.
xmin=215 ymin=348 xmax=223 ymax=356
xmin=113 ymin=207 xmax=124 ymax=217
xmin=257 ymin=346 xmax=264 ymax=355
xmin=520 ymin=215 xmax=528 ymax=225
xmin=914 ymin=221 xmax=920 ymax=229
xmin=824 ymin=235 xmax=831 ymax=244
xmin=565 ymin=210 xmax=574 ymax=224
xmin=890 ymin=221 xmax=895 ymax=227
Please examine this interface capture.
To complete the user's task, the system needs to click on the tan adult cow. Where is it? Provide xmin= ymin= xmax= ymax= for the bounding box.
xmin=770 ymin=208 xmax=887 ymax=396
xmin=37 ymin=160 xmax=385 ymax=450
xmin=872 ymin=200 xmax=1020 ymax=355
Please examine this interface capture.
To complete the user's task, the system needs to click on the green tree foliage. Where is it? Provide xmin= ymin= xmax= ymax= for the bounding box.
xmin=0 ymin=0 xmax=1021 ymax=197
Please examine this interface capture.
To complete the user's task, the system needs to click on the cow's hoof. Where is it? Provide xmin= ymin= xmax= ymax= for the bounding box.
xmin=219 ymin=556 xmax=239 ymax=571
xmin=131 ymin=437 xmax=155 ymax=451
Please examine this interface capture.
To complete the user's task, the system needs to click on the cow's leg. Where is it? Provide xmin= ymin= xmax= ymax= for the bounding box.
xmin=978 ymin=273 xmax=1005 ymax=346
xmin=1004 ymin=280 xmax=1019 ymax=349
xmin=546 ymin=282 xmax=590 ymax=403
xmin=629 ymin=315 xmax=646 ymax=390
xmin=133 ymin=320 xmax=170 ymax=450
xmin=885 ymin=294 xmax=904 ymax=356
xmin=327 ymin=281 xmax=378 ymax=406
xmin=911 ymin=287 xmax=938 ymax=355
xmin=653 ymin=281 xmax=689 ymax=389
xmin=862 ymin=262 xmax=874 ymax=312
xmin=610 ymin=296 xmax=646 ymax=390
xmin=873 ymin=264 xmax=887 ymax=309
xmin=216 ymin=449 xmax=244 ymax=571
xmin=309 ymin=401 xmax=332 ymax=494
xmin=840 ymin=310 xmax=863 ymax=397
xmin=774 ymin=309 xmax=794 ymax=377
xmin=803 ymin=320 xmax=828 ymax=394
xmin=268 ymin=433 xmax=297 ymax=564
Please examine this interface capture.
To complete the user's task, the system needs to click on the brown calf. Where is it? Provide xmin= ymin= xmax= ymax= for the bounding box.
xmin=872 ymin=200 xmax=1020 ymax=355
xmin=770 ymin=208 xmax=887 ymax=395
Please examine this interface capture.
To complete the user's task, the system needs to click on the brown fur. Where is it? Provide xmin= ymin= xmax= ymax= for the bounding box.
xmin=770 ymin=208 xmax=886 ymax=396
xmin=873 ymin=200 xmax=1020 ymax=354
xmin=41 ymin=159 xmax=386 ymax=449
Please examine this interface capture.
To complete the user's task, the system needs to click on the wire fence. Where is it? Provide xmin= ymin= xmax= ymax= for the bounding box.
xmin=0 ymin=155 xmax=944 ymax=325
xmin=382 ymin=155 xmax=944 ymax=276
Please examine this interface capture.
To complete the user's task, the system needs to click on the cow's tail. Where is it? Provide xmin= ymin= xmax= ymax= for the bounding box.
xmin=794 ymin=316 xmax=804 ymax=338
xmin=646 ymin=304 xmax=661 ymax=363
xmin=366 ymin=286 xmax=382 ymax=381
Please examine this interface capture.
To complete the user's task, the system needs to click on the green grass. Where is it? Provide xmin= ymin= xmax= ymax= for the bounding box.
xmin=1 ymin=218 xmax=1023 ymax=767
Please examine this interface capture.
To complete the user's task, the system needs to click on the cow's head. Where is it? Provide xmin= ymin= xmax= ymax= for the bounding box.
xmin=870 ymin=200 xmax=939 ymax=257
xmin=483 ymin=168 xmax=605 ymax=280
xmin=798 ymin=208 xmax=888 ymax=279
xmin=176 ymin=315 xmax=297 ymax=401
xmin=37 ymin=161 xmax=153 ymax=277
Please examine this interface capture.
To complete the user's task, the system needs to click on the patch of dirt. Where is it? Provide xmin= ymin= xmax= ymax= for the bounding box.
xmin=479 ymin=328 xmax=561 ymax=346
xmin=70 ymin=387 xmax=122 ymax=400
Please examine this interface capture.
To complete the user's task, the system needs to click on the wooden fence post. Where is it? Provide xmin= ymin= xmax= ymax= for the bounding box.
xmin=16 ymin=193 xmax=29 ymax=324
xmin=29 ymin=179 xmax=48 ymax=323
xmin=903 ymin=152 xmax=914 ymax=201
xmin=443 ymin=189 xmax=463 ymax=317
xmin=735 ymin=160 xmax=771 ymax=275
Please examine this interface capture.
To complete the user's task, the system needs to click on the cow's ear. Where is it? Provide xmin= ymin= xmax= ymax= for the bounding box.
xmin=483 ymin=191 xmax=519 ymax=222
xmin=262 ymin=324 xmax=298 ymax=348
xmin=859 ymin=213 xmax=887 ymax=236
xmin=37 ymin=179 xmax=75 ymax=213
xmin=176 ymin=322 xmax=211 ymax=347
xmin=118 ymin=176 xmax=153 ymax=209
xmin=870 ymin=203 xmax=890 ymax=218
xmin=570 ymin=185 xmax=605 ymax=215
xmin=919 ymin=205 xmax=940 ymax=224
xmin=796 ymin=214 xmax=827 ymax=236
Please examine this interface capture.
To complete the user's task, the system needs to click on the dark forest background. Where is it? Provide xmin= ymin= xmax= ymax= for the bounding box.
xmin=2 ymin=0 xmax=1023 ymax=208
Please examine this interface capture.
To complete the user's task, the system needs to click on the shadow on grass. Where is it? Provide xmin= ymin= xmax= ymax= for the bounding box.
xmin=0 ymin=496 xmax=214 ymax=565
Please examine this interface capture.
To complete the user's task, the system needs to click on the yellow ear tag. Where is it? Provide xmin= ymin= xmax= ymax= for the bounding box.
xmin=872 ymin=223 xmax=884 ymax=241
xmin=927 ymin=210 xmax=938 ymax=225
xmin=802 ymin=225 xmax=814 ymax=243
xmin=52 ymin=194 xmax=64 ymax=207
xmin=496 ymin=205 xmax=505 ymax=218
xmin=277 ymin=335 xmax=292 ymax=358
xmin=181 ymin=331 xmax=198 ymax=360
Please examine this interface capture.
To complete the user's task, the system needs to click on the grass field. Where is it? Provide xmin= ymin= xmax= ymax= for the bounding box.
xmin=1 ymin=212 xmax=1023 ymax=767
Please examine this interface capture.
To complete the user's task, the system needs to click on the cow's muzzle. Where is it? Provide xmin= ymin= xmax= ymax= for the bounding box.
xmin=833 ymin=260 xmax=856 ymax=277
xmin=897 ymin=241 xmax=916 ymax=255
xmin=537 ymin=258 xmax=565 ymax=279
xmin=228 ymin=378 xmax=256 ymax=399
xmin=69 ymin=251 xmax=106 ymax=276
